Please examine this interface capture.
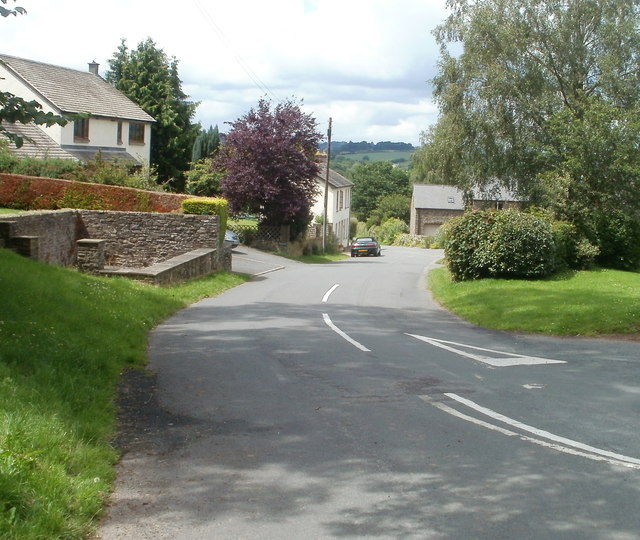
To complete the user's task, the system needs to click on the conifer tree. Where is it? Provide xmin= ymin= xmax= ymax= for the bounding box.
xmin=106 ymin=38 xmax=199 ymax=191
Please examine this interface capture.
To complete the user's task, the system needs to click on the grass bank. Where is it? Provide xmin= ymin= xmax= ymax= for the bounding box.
xmin=429 ymin=266 xmax=640 ymax=336
xmin=0 ymin=249 xmax=248 ymax=539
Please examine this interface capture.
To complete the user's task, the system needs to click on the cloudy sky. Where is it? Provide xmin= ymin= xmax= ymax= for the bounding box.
xmin=3 ymin=0 xmax=450 ymax=145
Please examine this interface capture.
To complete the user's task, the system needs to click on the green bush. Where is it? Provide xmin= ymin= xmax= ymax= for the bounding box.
xmin=552 ymin=221 xmax=599 ymax=270
xmin=444 ymin=211 xmax=496 ymax=281
xmin=595 ymin=210 xmax=640 ymax=270
xmin=445 ymin=210 xmax=556 ymax=281
xmin=394 ymin=233 xmax=432 ymax=248
xmin=182 ymin=197 xmax=229 ymax=243
xmin=372 ymin=217 xmax=408 ymax=244
xmin=480 ymin=210 xmax=555 ymax=279
xmin=432 ymin=226 xmax=448 ymax=249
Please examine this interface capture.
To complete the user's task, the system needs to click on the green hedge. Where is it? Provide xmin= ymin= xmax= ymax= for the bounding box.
xmin=182 ymin=197 xmax=229 ymax=244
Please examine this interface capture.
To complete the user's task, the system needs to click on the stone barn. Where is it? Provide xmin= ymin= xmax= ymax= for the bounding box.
xmin=410 ymin=184 xmax=521 ymax=237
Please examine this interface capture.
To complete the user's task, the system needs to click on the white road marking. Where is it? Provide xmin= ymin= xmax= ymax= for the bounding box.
xmin=523 ymin=384 xmax=546 ymax=389
xmin=406 ymin=334 xmax=566 ymax=367
xmin=322 ymin=313 xmax=370 ymax=352
xmin=420 ymin=396 xmax=640 ymax=469
xmin=434 ymin=393 xmax=640 ymax=469
xmin=322 ymin=284 xmax=340 ymax=303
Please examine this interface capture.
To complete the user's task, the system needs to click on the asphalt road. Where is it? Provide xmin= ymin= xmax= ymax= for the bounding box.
xmin=99 ymin=246 xmax=640 ymax=539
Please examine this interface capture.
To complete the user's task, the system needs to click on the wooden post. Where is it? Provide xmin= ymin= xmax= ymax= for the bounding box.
xmin=322 ymin=118 xmax=332 ymax=253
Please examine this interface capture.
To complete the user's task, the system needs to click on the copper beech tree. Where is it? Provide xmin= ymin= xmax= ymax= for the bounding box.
xmin=216 ymin=98 xmax=323 ymax=239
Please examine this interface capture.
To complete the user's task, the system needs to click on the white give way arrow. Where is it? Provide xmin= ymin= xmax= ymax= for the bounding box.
xmin=406 ymin=334 xmax=566 ymax=367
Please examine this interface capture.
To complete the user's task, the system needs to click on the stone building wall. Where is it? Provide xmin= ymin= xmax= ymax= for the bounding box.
xmin=413 ymin=208 xmax=464 ymax=236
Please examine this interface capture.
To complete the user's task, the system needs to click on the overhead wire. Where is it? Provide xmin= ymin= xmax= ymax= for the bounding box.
xmin=191 ymin=0 xmax=281 ymax=103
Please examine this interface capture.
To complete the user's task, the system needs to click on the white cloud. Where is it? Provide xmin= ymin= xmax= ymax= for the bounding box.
xmin=2 ymin=0 xmax=449 ymax=145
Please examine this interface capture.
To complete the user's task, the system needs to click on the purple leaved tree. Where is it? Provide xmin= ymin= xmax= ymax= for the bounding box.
xmin=217 ymin=98 xmax=323 ymax=239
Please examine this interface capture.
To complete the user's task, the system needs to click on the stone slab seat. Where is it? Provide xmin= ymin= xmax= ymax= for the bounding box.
xmin=100 ymin=248 xmax=217 ymax=286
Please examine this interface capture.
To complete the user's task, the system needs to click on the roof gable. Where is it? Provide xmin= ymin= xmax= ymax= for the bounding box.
xmin=412 ymin=185 xmax=466 ymax=210
xmin=317 ymin=163 xmax=354 ymax=189
xmin=412 ymin=184 xmax=520 ymax=210
xmin=0 ymin=54 xmax=155 ymax=123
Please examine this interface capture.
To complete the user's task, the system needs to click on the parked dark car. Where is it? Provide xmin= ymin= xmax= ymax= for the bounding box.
xmin=350 ymin=237 xmax=381 ymax=257
xmin=224 ymin=229 xmax=240 ymax=248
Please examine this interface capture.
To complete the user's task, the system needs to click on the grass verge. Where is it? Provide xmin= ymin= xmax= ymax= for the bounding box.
xmin=275 ymin=252 xmax=349 ymax=264
xmin=429 ymin=266 xmax=640 ymax=336
xmin=0 ymin=249 xmax=249 ymax=539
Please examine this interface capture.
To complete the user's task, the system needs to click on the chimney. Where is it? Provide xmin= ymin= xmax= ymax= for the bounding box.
xmin=88 ymin=61 xmax=99 ymax=75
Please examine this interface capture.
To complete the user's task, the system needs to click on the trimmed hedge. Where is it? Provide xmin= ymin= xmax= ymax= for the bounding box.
xmin=0 ymin=173 xmax=189 ymax=213
xmin=182 ymin=197 xmax=229 ymax=243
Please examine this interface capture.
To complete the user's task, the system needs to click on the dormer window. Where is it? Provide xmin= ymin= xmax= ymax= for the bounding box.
xmin=129 ymin=122 xmax=145 ymax=144
xmin=74 ymin=118 xmax=89 ymax=142
xmin=448 ymin=197 xmax=455 ymax=204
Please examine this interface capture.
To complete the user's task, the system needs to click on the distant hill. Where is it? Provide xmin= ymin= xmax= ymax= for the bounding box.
xmin=319 ymin=141 xmax=415 ymax=154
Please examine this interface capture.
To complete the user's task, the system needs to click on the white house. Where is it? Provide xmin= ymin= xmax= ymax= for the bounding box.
xmin=0 ymin=54 xmax=154 ymax=164
xmin=311 ymin=154 xmax=354 ymax=248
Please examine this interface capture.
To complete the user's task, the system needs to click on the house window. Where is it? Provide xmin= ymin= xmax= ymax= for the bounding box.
xmin=117 ymin=122 xmax=123 ymax=145
xmin=339 ymin=191 xmax=344 ymax=211
xmin=74 ymin=118 xmax=89 ymax=141
xmin=129 ymin=122 xmax=145 ymax=144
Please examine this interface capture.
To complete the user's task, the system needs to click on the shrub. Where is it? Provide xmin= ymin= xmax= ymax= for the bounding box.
xmin=445 ymin=210 xmax=556 ymax=281
xmin=479 ymin=210 xmax=555 ymax=279
xmin=595 ymin=210 xmax=640 ymax=270
xmin=432 ymin=225 xmax=448 ymax=249
xmin=349 ymin=217 xmax=358 ymax=240
xmin=552 ymin=220 xmax=599 ymax=270
xmin=444 ymin=211 xmax=496 ymax=281
xmin=182 ymin=197 xmax=229 ymax=244
xmin=394 ymin=233 xmax=432 ymax=248
xmin=373 ymin=217 xmax=408 ymax=244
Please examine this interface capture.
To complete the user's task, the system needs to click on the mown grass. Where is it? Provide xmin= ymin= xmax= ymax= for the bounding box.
xmin=429 ymin=266 xmax=640 ymax=336
xmin=276 ymin=252 xmax=349 ymax=264
xmin=0 ymin=209 xmax=24 ymax=215
xmin=0 ymin=249 xmax=249 ymax=539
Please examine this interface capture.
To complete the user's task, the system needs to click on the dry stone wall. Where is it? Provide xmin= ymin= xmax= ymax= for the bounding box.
xmin=78 ymin=211 xmax=218 ymax=268
xmin=0 ymin=210 xmax=78 ymax=265
xmin=0 ymin=209 xmax=227 ymax=284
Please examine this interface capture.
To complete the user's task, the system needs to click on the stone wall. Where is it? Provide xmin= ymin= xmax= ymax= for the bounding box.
xmin=0 ymin=209 xmax=228 ymax=284
xmin=0 ymin=210 xmax=79 ymax=265
xmin=78 ymin=210 xmax=218 ymax=268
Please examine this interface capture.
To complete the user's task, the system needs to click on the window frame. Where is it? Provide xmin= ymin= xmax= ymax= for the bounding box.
xmin=73 ymin=118 xmax=89 ymax=142
xmin=128 ymin=122 xmax=146 ymax=145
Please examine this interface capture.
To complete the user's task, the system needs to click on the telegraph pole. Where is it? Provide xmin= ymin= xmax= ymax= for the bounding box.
xmin=322 ymin=117 xmax=332 ymax=253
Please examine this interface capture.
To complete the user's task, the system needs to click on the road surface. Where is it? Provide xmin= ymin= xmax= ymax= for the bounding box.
xmin=99 ymin=246 xmax=640 ymax=539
